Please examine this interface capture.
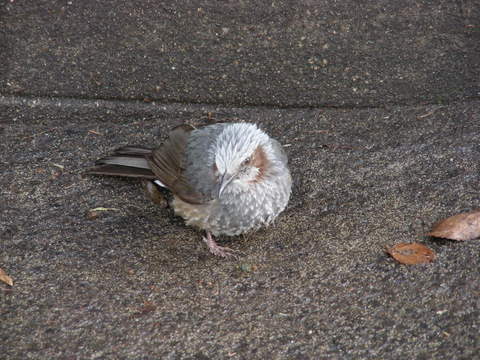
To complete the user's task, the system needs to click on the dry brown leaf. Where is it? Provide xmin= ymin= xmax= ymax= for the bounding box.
xmin=90 ymin=207 xmax=119 ymax=212
xmin=51 ymin=163 xmax=64 ymax=170
xmin=88 ymin=129 xmax=103 ymax=136
xmin=387 ymin=243 xmax=436 ymax=265
xmin=0 ymin=267 xmax=13 ymax=286
xmin=428 ymin=210 xmax=480 ymax=241
xmin=86 ymin=207 xmax=119 ymax=220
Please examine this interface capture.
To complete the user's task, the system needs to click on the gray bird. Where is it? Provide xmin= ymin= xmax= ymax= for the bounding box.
xmin=87 ymin=122 xmax=292 ymax=257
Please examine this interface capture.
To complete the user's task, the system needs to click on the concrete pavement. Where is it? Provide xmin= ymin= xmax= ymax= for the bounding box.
xmin=1 ymin=1 xmax=479 ymax=359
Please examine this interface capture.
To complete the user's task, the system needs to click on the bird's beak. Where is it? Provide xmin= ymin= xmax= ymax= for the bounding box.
xmin=217 ymin=172 xmax=235 ymax=198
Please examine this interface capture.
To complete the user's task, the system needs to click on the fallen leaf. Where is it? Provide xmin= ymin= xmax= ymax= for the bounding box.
xmin=90 ymin=207 xmax=119 ymax=212
xmin=52 ymin=163 xmax=64 ymax=170
xmin=387 ymin=243 xmax=436 ymax=265
xmin=428 ymin=210 xmax=480 ymax=241
xmin=86 ymin=207 xmax=119 ymax=220
xmin=0 ymin=268 xmax=13 ymax=286
xmin=88 ymin=129 xmax=103 ymax=136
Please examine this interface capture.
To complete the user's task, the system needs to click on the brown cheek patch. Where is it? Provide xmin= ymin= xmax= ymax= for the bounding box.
xmin=250 ymin=145 xmax=269 ymax=183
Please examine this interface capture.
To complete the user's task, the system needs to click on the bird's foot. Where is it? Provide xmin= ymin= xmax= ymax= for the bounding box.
xmin=202 ymin=232 xmax=241 ymax=258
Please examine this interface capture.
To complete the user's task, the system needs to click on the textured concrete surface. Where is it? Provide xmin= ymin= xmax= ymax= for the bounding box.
xmin=1 ymin=0 xmax=479 ymax=107
xmin=1 ymin=1 xmax=480 ymax=359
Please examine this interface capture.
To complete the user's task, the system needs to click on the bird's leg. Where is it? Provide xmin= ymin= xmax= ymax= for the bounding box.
xmin=202 ymin=231 xmax=240 ymax=258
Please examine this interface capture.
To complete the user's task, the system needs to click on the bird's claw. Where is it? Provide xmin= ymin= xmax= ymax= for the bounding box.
xmin=202 ymin=234 xmax=243 ymax=258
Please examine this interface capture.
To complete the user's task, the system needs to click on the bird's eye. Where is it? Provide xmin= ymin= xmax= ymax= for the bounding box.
xmin=242 ymin=157 xmax=251 ymax=166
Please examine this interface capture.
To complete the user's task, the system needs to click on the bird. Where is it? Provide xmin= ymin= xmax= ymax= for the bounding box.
xmin=86 ymin=122 xmax=292 ymax=257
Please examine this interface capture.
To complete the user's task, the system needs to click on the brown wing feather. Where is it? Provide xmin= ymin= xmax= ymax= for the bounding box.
xmin=148 ymin=124 xmax=206 ymax=204
xmin=87 ymin=164 xmax=156 ymax=178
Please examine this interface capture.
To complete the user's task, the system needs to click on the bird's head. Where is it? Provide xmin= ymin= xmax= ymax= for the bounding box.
xmin=212 ymin=123 xmax=272 ymax=197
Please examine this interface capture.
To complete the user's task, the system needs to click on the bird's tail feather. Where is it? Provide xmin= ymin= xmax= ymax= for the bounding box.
xmin=86 ymin=146 xmax=156 ymax=179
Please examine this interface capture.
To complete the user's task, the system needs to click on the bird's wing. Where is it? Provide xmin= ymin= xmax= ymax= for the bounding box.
xmin=87 ymin=146 xmax=156 ymax=178
xmin=148 ymin=124 xmax=206 ymax=204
